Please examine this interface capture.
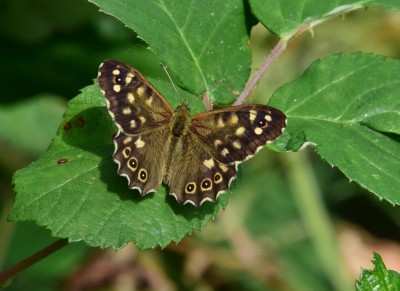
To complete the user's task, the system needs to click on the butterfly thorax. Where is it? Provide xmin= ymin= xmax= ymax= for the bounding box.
xmin=170 ymin=103 xmax=191 ymax=137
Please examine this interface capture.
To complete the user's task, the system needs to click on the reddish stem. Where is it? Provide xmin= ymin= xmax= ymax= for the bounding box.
xmin=0 ymin=238 xmax=69 ymax=286
xmin=234 ymin=23 xmax=311 ymax=106
xmin=234 ymin=39 xmax=287 ymax=106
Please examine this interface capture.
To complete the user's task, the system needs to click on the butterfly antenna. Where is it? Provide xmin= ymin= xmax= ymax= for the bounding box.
xmin=160 ymin=64 xmax=184 ymax=103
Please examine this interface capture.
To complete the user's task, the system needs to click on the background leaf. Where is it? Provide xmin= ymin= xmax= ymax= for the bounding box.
xmin=89 ymin=0 xmax=253 ymax=104
xmin=0 ymin=95 xmax=65 ymax=155
xmin=270 ymin=53 xmax=400 ymax=204
xmin=249 ymin=0 xmax=400 ymax=38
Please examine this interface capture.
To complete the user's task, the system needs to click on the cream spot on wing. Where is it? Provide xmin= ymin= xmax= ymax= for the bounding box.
xmin=146 ymin=96 xmax=153 ymax=106
xmin=127 ymin=92 xmax=135 ymax=104
xmin=113 ymin=84 xmax=121 ymax=92
xmin=137 ymin=86 xmax=146 ymax=97
xmin=236 ymin=127 xmax=245 ymax=136
xmin=254 ymin=127 xmax=263 ymax=135
xmin=112 ymin=69 xmax=120 ymax=75
xmin=221 ymin=148 xmax=229 ymax=157
xmin=139 ymin=116 xmax=146 ymax=124
xmin=125 ymin=73 xmax=134 ymax=85
xmin=130 ymin=120 xmax=136 ymax=128
xmin=203 ymin=158 xmax=215 ymax=169
xmin=122 ymin=107 xmax=131 ymax=115
xmin=219 ymin=164 xmax=229 ymax=173
xmin=125 ymin=76 xmax=132 ymax=85
xmin=233 ymin=140 xmax=241 ymax=149
xmin=135 ymin=136 xmax=145 ymax=148
xmin=214 ymin=139 xmax=222 ymax=147
xmin=123 ymin=136 xmax=132 ymax=144
xmin=217 ymin=117 xmax=225 ymax=128
xmin=249 ymin=110 xmax=257 ymax=121
xmin=265 ymin=114 xmax=272 ymax=122
xmin=229 ymin=114 xmax=239 ymax=124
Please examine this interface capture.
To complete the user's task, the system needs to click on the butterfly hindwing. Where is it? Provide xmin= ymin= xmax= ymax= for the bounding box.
xmin=164 ymin=131 xmax=237 ymax=206
xmin=113 ymin=128 xmax=169 ymax=195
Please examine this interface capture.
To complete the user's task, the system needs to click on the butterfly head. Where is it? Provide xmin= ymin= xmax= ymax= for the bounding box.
xmin=175 ymin=101 xmax=190 ymax=114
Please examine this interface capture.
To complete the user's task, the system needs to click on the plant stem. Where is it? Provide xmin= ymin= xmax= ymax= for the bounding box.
xmin=283 ymin=152 xmax=353 ymax=291
xmin=0 ymin=238 xmax=69 ymax=286
xmin=234 ymin=23 xmax=312 ymax=106
xmin=234 ymin=38 xmax=288 ymax=106
xmin=0 ymin=187 xmax=16 ymax=270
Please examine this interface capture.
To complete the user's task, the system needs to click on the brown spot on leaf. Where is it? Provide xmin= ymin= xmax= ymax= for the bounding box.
xmin=57 ymin=158 xmax=68 ymax=164
xmin=76 ymin=116 xmax=85 ymax=127
xmin=63 ymin=122 xmax=72 ymax=131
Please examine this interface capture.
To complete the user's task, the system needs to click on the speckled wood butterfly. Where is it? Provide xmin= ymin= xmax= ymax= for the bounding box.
xmin=98 ymin=60 xmax=286 ymax=206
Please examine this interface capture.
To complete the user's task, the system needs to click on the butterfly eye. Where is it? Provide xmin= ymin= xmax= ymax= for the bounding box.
xmin=201 ymin=179 xmax=212 ymax=191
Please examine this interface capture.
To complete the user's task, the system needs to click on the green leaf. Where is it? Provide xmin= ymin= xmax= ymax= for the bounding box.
xmin=9 ymin=83 xmax=228 ymax=250
xmin=0 ymin=95 xmax=65 ymax=155
xmin=270 ymin=53 xmax=400 ymax=204
xmin=89 ymin=0 xmax=252 ymax=105
xmin=249 ymin=0 xmax=400 ymax=38
xmin=356 ymin=252 xmax=400 ymax=290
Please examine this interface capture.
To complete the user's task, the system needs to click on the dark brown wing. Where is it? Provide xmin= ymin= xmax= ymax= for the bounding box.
xmin=98 ymin=60 xmax=173 ymax=135
xmin=164 ymin=131 xmax=237 ymax=206
xmin=190 ymin=104 xmax=287 ymax=165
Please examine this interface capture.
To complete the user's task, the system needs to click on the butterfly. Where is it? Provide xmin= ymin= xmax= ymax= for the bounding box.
xmin=97 ymin=60 xmax=286 ymax=206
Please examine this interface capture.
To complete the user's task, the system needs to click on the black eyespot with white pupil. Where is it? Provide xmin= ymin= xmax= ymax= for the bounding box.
xmin=185 ymin=182 xmax=196 ymax=194
xmin=139 ymin=170 xmax=147 ymax=180
xmin=256 ymin=116 xmax=267 ymax=127
xmin=115 ymin=76 xmax=123 ymax=84
xmin=128 ymin=158 xmax=137 ymax=170
xmin=214 ymin=173 xmax=221 ymax=182
xmin=201 ymin=179 xmax=212 ymax=190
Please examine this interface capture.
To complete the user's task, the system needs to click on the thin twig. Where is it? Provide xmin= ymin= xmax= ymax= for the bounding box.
xmin=234 ymin=39 xmax=288 ymax=106
xmin=0 ymin=238 xmax=69 ymax=286
xmin=234 ymin=23 xmax=312 ymax=106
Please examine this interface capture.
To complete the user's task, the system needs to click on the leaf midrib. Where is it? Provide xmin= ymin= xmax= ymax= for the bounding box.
xmin=157 ymin=0 xmax=210 ymax=94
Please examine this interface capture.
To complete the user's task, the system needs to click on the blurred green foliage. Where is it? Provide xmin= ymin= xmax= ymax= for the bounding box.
xmin=1 ymin=0 xmax=400 ymax=290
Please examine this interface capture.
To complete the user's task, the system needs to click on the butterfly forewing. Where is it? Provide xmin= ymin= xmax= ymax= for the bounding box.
xmin=98 ymin=60 xmax=173 ymax=135
xmin=190 ymin=105 xmax=287 ymax=165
